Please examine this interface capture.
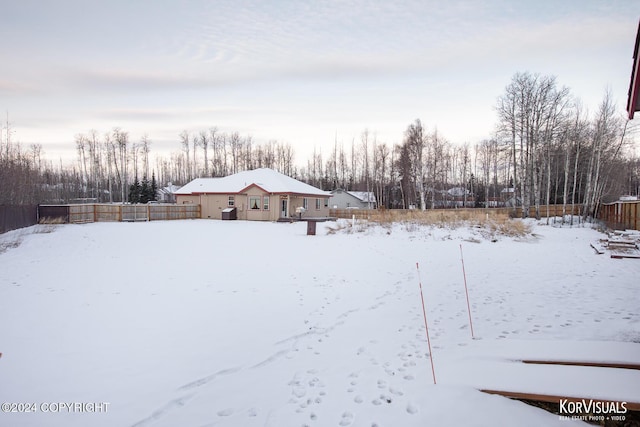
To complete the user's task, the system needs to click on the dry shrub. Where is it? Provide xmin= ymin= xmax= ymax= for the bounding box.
xmin=39 ymin=216 xmax=66 ymax=225
xmin=326 ymin=220 xmax=355 ymax=235
xmin=372 ymin=209 xmax=502 ymax=227
xmin=484 ymin=216 xmax=532 ymax=239
xmin=33 ymin=224 xmax=59 ymax=234
xmin=375 ymin=209 xmax=532 ymax=239
xmin=330 ymin=209 xmax=533 ymax=240
xmin=0 ymin=238 xmax=22 ymax=254
xmin=326 ymin=218 xmax=376 ymax=235
xmin=36 ymin=217 xmax=64 ymax=234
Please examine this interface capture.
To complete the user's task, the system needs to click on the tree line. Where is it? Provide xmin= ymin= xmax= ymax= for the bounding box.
xmin=1 ymin=72 xmax=639 ymax=220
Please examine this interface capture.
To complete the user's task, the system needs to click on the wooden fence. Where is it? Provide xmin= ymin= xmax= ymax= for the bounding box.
xmin=330 ymin=205 xmax=582 ymax=221
xmin=0 ymin=205 xmax=38 ymax=234
xmin=599 ymin=200 xmax=640 ymax=231
xmin=39 ymin=204 xmax=200 ymax=224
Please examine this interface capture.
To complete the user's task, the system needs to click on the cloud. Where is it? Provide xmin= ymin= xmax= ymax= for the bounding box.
xmin=70 ymin=69 xmax=230 ymax=92
xmin=0 ymin=78 xmax=43 ymax=96
xmin=96 ymin=107 xmax=256 ymax=123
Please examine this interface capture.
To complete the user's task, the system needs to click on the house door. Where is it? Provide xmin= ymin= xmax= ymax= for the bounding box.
xmin=281 ymin=199 xmax=288 ymax=218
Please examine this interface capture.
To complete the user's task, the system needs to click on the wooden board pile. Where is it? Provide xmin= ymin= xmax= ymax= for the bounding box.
xmin=591 ymin=230 xmax=640 ymax=259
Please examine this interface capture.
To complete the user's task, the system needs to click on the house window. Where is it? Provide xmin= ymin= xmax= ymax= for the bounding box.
xmin=316 ymin=198 xmax=321 ymax=210
xmin=228 ymin=196 xmax=235 ymax=207
xmin=324 ymin=198 xmax=329 ymax=207
xmin=249 ymin=196 xmax=261 ymax=210
xmin=303 ymin=198 xmax=308 ymax=210
xmin=263 ymin=196 xmax=269 ymax=210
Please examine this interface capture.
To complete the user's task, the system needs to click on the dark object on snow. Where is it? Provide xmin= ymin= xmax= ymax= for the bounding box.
xmin=221 ymin=207 xmax=237 ymax=220
xmin=307 ymin=220 xmax=317 ymax=236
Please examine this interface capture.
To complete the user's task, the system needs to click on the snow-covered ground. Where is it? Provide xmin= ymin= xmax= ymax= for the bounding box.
xmin=0 ymin=218 xmax=638 ymax=427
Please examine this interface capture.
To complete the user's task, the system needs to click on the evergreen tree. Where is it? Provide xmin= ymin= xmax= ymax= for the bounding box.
xmin=128 ymin=177 xmax=141 ymax=203
xmin=150 ymin=172 xmax=158 ymax=202
xmin=140 ymin=176 xmax=151 ymax=204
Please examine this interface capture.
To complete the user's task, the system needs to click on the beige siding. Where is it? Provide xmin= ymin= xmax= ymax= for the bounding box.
xmin=201 ymin=194 xmax=234 ymax=219
xmin=176 ymin=195 xmax=199 ymax=205
xmin=243 ymin=187 xmax=274 ymax=221
xmin=286 ymin=196 xmax=330 ymax=218
xmin=176 ymin=193 xmax=329 ymax=221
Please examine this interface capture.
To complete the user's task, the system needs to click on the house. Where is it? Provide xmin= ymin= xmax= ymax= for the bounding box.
xmin=157 ymin=183 xmax=181 ymax=203
xmin=501 ymin=187 xmax=521 ymax=207
xmin=444 ymin=187 xmax=475 ymax=208
xmin=329 ymin=189 xmax=377 ymax=209
xmin=175 ymin=168 xmax=331 ymax=221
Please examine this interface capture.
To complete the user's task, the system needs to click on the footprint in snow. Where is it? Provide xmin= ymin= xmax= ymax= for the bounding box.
xmin=217 ymin=408 xmax=234 ymax=417
xmin=407 ymin=402 xmax=419 ymax=414
xmin=389 ymin=387 xmax=404 ymax=396
xmin=339 ymin=411 xmax=354 ymax=426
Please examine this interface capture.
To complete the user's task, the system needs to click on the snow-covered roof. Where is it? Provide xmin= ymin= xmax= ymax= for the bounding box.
xmin=175 ymin=168 xmax=330 ymax=197
xmin=447 ymin=187 xmax=470 ymax=197
xmin=159 ymin=184 xmax=181 ymax=194
xmin=330 ymin=189 xmax=377 ymax=204
xmin=347 ymin=191 xmax=376 ymax=203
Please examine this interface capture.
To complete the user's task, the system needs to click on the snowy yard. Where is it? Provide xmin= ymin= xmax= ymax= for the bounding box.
xmin=0 ymin=218 xmax=638 ymax=427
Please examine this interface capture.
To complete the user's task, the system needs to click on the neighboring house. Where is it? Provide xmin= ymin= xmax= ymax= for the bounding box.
xmin=329 ymin=189 xmax=377 ymax=209
xmin=482 ymin=197 xmax=503 ymax=208
xmin=427 ymin=187 xmax=476 ymax=208
xmin=441 ymin=187 xmax=475 ymax=208
xmin=175 ymin=168 xmax=331 ymax=221
xmin=157 ymin=183 xmax=181 ymax=203
xmin=501 ymin=187 xmax=521 ymax=207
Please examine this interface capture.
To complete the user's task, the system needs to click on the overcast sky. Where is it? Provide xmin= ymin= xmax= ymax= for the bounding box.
xmin=1 ymin=0 xmax=638 ymax=166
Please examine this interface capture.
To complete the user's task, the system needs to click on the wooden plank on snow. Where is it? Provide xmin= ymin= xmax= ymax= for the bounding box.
xmin=611 ymin=252 xmax=640 ymax=259
xmin=521 ymin=359 xmax=640 ymax=370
